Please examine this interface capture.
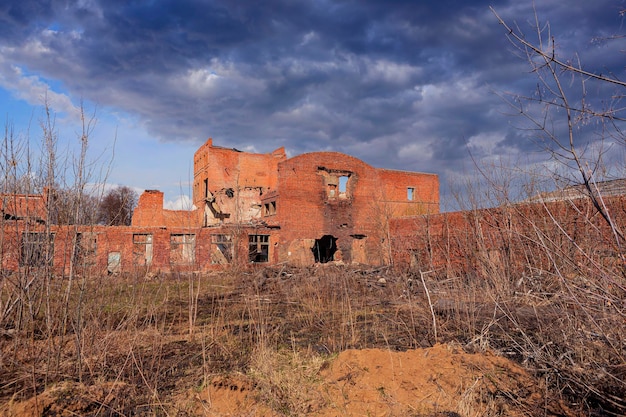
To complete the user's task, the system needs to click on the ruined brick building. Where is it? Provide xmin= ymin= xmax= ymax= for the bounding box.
xmin=3 ymin=137 xmax=624 ymax=277
xmin=1 ymin=138 xmax=439 ymax=274
xmin=132 ymin=138 xmax=439 ymax=268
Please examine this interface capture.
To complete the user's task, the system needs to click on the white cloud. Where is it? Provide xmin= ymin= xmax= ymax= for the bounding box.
xmin=0 ymin=53 xmax=81 ymax=121
xmin=169 ymin=58 xmax=265 ymax=100
xmin=397 ymin=141 xmax=434 ymax=162
xmin=164 ymin=194 xmax=195 ymax=210
xmin=466 ymin=132 xmax=504 ymax=155
xmin=299 ymin=31 xmax=319 ymax=47
xmin=364 ymin=58 xmax=422 ymax=85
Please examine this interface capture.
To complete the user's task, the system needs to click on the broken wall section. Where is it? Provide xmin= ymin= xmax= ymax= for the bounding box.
xmin=1 ymin=222 xmax=281 ymax=275
xmin=193 ymin=138 xmax=286 ymax=226
xmin=277 ymin=152 xmax=382 ymax=266
xmin=276 ymin=152 xmax=440 ymax=267
xmin=0 ymin=190 xmax=49 ymax=223
xmin=132 ymin=190 xmax=202 ymax=228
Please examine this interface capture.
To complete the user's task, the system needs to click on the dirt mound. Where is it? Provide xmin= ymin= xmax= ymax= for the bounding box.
xmin=185 ymin=344 xmax=577 ymax=416
xmin=0 ymin=381 xmax=136 ymax=417
xmin=317 ymin=344 xmax=573 ymax=417
xmin=2 ymin=344 xmax=577 ymax=417
xmin=176 ymin=375 xmax=275 ymax=416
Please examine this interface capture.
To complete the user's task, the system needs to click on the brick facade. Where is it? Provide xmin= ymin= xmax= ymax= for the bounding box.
xmin=275 ymin=152 xmax=438 ymax=265
xmin=2 ymin=137 xmax=623 ymax=277
xmin=1 ymin=138 xmax=441 ymax=274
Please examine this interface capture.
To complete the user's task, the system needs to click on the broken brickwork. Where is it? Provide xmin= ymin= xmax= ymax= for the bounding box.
xmin=0 ymin=189 xmax=49 ymax=223
xmin=192 ymin=138 xmax=286 ymax=227
xmin=132 ymin=190 xmax=202 ymax=228
xmin=2 ymin=136 xmax=625 ymax=276
xmin=275 ymin=152 xmax=438 ymax=266
xmin=0 ymin=138 xmax=439 ymax=274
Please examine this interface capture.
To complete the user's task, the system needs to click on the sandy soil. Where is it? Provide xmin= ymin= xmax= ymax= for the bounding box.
xmin=2 ymin=343 xmax=577 ymax=417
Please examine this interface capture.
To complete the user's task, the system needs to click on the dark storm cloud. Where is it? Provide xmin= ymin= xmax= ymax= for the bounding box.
xmin=0 ymin=0 xmax=624 ymax=200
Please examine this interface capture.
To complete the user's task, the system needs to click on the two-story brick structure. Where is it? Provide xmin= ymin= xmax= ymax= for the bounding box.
xmin=272 ymin=151 xmax=438 ymax=266
xmin=5 ymin=137 xmax=622 ymax=278
xmin=130 ymin=138 xmax=439 ymax=269
xmin=0 ymin=138 xmax=439 ymax=274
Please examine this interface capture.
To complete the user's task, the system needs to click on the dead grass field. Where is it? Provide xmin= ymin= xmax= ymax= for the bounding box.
xmin=1 ymin=265 xmax=623 ymax=416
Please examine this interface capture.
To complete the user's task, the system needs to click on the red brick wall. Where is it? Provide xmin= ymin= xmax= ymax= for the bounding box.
xmin=132 ymin=190 xmax=166 ymax=227
xmin=377 ymin=169 xmax=439 ymax=216
xmin=8 ymin=190 xmax=621 ymax=277
xmin=132 ymin=190 xmax=203 ymax=228
xmin=276 ymin=152 xmax=439 ymax=266
xmin=0 ymin=191 xmax=48 ymax=222
xmin=1 ymin=221 xmax=281 ymax=275
xmin=390 ymin=196 xmax=626 ymax=277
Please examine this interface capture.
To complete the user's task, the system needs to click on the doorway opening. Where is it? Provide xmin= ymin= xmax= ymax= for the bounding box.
xmin=312 ymin=235 xmax=338 ymax=263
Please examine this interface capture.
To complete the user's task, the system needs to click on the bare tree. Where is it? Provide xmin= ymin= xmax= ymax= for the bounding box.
xmin=49 ymin=187 xmax=99 ymax=225
xmin=489 ymin=6 xmax=626 ymax=414
xmin=98 ymin=185 xmax=138 ymax=226
xmin=491 ymin=6 xmax=626 ymax=241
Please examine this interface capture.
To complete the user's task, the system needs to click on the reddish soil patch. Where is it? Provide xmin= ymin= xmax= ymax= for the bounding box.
xmin=315 ymin=344 xmax=574 ymax=417
xmin=2 ymin=344 xmax=577 ymax=416
xmin=1 ymin=381 xmax=136 ymax=417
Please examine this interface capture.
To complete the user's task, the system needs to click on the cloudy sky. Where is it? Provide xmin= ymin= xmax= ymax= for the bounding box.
xmin=0 ymin=0 xmax=624 ymax=210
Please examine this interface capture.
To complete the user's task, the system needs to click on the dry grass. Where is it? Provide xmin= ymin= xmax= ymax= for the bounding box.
xmin=0 ymin=253 xmax=623 ymax=415
xmin=248 ymin=345 xmax=329 ymax=415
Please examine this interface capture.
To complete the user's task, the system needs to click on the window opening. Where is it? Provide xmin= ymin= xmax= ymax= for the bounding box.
xmin=312 ymin=235 xmax=338 ymax=263
xmin=107 ymin=252 xmax=121 ymax=275
xmin=203 ymin=178 xmax=209 ymax=199
xmin=263 ymin=201 xmax=277 ymax=216
xmin=407 ymin=187 xmax=415 ymax=201
xmin=339 ymin=176 xmax=349 ymax=194
xmin=318 ymin=167 xmax=353 ymax=200
xmin=211 ymin=234 xmax=233 ymax=264
xmin=249 ymin=234 xmax=269 ymax=263
xmin=133 ymin=233 xmax=153 ymax=266
xmin=21 ymin=232 xmax=54 ymax=267
xmin=75 ymin=232 xmax=97 ymax=266
xmin=170 ymin=234 xmax=196 ymax=264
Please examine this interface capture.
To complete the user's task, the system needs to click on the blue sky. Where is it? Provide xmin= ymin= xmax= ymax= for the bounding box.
xmin=0 ymin=0 xmax=624 ymax=210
